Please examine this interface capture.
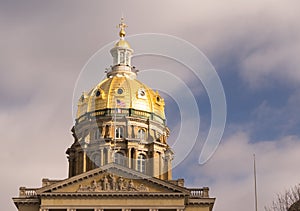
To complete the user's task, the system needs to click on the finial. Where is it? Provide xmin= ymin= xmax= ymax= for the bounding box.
xmin=117 ymin=17 xmax=127 ymax=38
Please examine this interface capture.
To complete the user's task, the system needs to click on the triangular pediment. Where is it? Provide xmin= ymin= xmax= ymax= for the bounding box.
xmin=36 ymin=163 xmax=189 ymax=196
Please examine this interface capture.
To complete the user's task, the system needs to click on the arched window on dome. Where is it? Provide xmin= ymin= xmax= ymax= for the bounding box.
xmin=125 ymin=51 xmax=130 ymax=65
xmin=137 ymin=129 xmax=146 ymax=141
xmin=115 ymin=127 xmax=123 ymax=139
xmin=119 ymin=50 xmax=125 ymax=64
xmin=114 ymin=152 xmax=125 ymax=166
xmin=137 ymin=154 xmax=146 ymax=173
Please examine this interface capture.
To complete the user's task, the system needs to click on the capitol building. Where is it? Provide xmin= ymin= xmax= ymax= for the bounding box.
xmin=13 ymin=19 xmax=215 ymax=211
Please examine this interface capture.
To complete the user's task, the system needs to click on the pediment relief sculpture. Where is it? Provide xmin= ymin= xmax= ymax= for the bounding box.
xmin=77 ymin=174 xmax=149 ymax=192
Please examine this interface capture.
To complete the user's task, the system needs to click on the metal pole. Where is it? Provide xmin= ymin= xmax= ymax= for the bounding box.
xmin=254 ymin=154 xmax=258 ymax=211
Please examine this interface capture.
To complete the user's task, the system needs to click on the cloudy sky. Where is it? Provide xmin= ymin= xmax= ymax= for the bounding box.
xmin=1 ymin=1 xmax=300 ymax=211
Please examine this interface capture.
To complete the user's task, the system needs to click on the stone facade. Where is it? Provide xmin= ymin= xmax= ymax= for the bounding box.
xmin=13 ymin=164 xmax=215 ymax=211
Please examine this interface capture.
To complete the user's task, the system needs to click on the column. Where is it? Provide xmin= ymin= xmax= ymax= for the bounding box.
xmin=83 ymin=146 xmax=87 ymax=173
xmin=158 ymin=152 xmax=162 ymax=179
xmin=107 ymin=148 xmax=112 ymax=163
xmin=128 ymin=148 xmax=131 ymax=168
xmin=133 ymin=149 xmax=138 ymax=171
xmin=152 ymin=151 xmax=160 ymax=177
xmin=100 ymin=148 xmax=104 ymax=166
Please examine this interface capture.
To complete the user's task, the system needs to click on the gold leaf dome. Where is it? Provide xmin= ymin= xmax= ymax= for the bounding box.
xmin=76 ymin=74 xmax=165 ymax=123
xmin=76 ymin=18 xmax=165 ymax=125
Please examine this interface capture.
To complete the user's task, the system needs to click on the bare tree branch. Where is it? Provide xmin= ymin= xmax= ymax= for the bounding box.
xmin=265 ymin=184 xmax=300 ymax=211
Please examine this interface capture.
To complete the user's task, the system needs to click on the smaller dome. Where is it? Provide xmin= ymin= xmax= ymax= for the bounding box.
xmin=114 ymin=39 xmax=131 ymax=49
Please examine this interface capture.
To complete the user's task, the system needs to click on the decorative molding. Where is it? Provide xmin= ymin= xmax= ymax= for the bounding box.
xmin=77 ymin=174 xmax=149 ymax=192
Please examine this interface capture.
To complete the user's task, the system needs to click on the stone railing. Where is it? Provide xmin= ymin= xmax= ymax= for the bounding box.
xmin=189 ymin=187 xmax=209 ymax=198
xmin=19 ymin=187 xmax=38 ymax=197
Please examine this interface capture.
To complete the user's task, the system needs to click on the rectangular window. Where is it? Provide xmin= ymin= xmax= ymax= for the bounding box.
xmin=76 ymin=209 xmax=94 ymax=211
xmin=158 ymin=210 xmax=177 ymax=211
xmin=104 ymin=209 xmax=122 ymax=211
xmin=132 ymin=209 xmax=149 ymax=211
xmin=49 ymin=209 xmax=67 ymax=211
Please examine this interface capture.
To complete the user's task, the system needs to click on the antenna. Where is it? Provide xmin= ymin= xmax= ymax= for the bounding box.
xmin=254 ymin=154 xmax=258 ymax=211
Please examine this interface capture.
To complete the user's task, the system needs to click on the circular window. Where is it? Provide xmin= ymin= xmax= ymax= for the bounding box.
xmin=95 ymin=90 xmax=101 ymax=97
xmin=138 ymin=88 xmax=146 ymax=98
xmin=156 ymin=96 xmax=160 ymax=102
xmin=117 ymin=88 xmax=123 ymax=95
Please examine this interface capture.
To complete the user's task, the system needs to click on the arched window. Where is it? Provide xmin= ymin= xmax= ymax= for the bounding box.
xmin=137 ymin=154 xmax=146 ymax=173
xmin=119 ymin=50 xmax=125 ymax=64
xmin=115 ymin=127 xmax=123 ymax=138
xmin=105 ymin=125 xmax=109 ymax=138
xmin=137 ymin=129 xmax=146 ymax=141
xmin=114 ymin=152 xmax=125 ymax=166
xmin=103 ymin=148 xmax=108 ymax=165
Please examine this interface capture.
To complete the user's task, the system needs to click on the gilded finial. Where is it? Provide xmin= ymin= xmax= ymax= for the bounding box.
xmin=117 ymin=17 xmax=127 ymax=38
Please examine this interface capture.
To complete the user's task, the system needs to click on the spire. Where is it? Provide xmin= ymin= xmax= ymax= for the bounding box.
xmin=108 ymin=17 xmax=136 ymax=78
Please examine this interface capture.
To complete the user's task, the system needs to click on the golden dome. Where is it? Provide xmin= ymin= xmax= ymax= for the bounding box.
xmin=114 ymin=39 xmax=131 ymax=49
xmin=77 ymin=75 xmax=165 ymax=123
xmin=76 ymin=18 xmax=165 ymax=124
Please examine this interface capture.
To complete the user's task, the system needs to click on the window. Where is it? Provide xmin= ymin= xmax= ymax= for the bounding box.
xmin=125 ymin=51 xmax=130 ymax=65
xmin=104 ymin=209 xmax=121 ymax=211
xmin=137 ymin=129 xmax=146 ymax=141
xmin=115 ymin=127 xmax=123 ymax=138
xmin=158 ymin=210 xmax=177 ymax=211
xmin=117 ymin=88 xmax=124 ymax=94
xmin=105 ymin=125 xmax=109 ymax=138
xmin=119 ymin=50 xmax=125 ymax=64
xmin=49 ymin=209 xmax=67 ymax=211
xmin=103 ymin=148 xmax=108 ymax=165
xmin=95 ymin=89 xmax=101 ymax=97
xmin=76 ymin=209 xmax=94 ymax=211
xmin=114 ymin=152 xmax=125 ymax=166
xmin=137 ymin=154 xmax=146 ymax=173
xmin=131 ymin=210 xmax=149 ymax=211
